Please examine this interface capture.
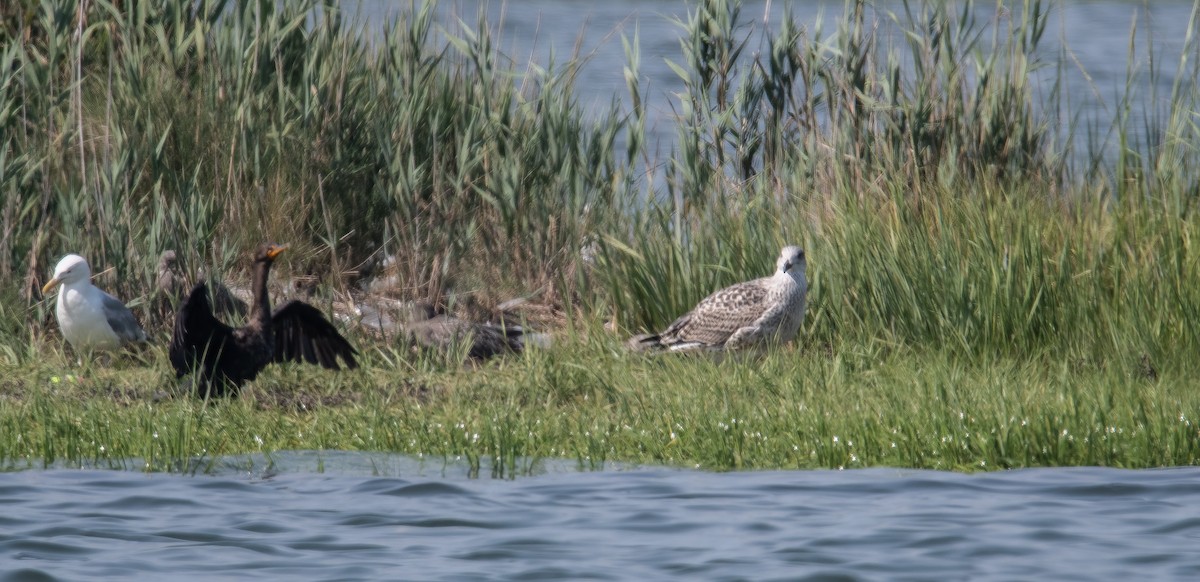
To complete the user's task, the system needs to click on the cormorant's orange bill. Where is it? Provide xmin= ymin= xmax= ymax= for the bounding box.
xmin=265 ymin=244 xmax=288 ymax=260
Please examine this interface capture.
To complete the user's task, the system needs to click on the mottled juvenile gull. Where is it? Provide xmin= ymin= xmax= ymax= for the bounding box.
xmin=628 ymin=245 xmax=807 ymax=352
xmin=170 ymin=243 xmax=358 ymax=398
xmin=42 ymin=254 xmax=148 ymax=355
xmin=156 ymin=250 xmax=184 ymax=304
xmin=154 ymin=250 xmax=186 ymax=325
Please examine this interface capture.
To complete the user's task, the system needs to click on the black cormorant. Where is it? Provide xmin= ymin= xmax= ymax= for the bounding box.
xmin=170 ymin=243 xmax=358 ymax=397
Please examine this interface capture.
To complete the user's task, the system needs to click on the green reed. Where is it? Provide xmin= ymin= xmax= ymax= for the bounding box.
xmin=606 ymin=0 xmax=1200 ymax=362
xmin=2 ymin=0 xmax=628 ymax=312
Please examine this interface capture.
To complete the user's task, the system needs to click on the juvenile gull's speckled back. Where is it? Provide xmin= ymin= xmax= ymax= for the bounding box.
xmin=628 ymin=245 xmax=807 ymax=352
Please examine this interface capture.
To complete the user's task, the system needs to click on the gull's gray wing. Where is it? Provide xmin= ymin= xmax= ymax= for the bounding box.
xmin=101 ymin=291 xmax=148 ymax=344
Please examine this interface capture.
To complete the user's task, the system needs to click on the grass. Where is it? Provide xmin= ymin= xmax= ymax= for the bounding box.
xmin=1 ymin=0 xmax=1199 ymax=474
xmin=1 ymin=331 xmax=1196 ymax=477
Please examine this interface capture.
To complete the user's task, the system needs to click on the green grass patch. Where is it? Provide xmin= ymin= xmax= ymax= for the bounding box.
xmin=2 ymin=331 xmax=1195 ymax=476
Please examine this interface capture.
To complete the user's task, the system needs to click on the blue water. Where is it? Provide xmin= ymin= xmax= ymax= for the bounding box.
xmin=3 ymin=452 xmax=1199 ymax=580
xmin=354 ymin=0 xmax=1200 ymax=157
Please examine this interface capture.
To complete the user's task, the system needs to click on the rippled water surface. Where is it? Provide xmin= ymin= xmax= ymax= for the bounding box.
xmin=3 ymin=452 xmax=1199 ymax=581
xmin=354 ymin=0 xmax=1199 ymax=154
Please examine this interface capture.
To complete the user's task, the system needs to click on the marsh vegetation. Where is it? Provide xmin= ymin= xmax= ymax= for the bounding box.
xmin=1 ymin=0 xmax=1198 ymax=474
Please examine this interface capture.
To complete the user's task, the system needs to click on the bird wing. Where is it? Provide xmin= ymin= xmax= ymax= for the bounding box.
xmin=665 ymin=278 xmax=771 ymax=346
xmin=459 ymin=319 xmax=523 ymax=360
xmin=271 ymin=300 xmax=359 ymax=370
xmin=407 ymin=315 xmax=523 ymax=360
xmin=99 ymin=290 xmax=147 ymax=343
xmin=170 ymin=282 xmax=236 ymax=376
xmin=209 ymin=281 xmax=249 ymax=320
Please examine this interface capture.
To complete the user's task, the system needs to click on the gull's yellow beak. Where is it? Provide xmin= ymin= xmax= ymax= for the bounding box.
xmin=266 ymin=244 xmax=289 ymax=260
xmin=41 ymin=277 xmax=62 ymax=295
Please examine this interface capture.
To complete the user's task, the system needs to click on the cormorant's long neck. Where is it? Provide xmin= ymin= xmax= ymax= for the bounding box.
xmin=249 ymin=260 xmax=273 ymax=332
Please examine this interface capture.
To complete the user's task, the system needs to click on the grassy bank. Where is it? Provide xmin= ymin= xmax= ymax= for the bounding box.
xmin=1 ymin=334 xmax=1196 ymax=476
xmin=1 ymin=0 xmax=1199 ymax=474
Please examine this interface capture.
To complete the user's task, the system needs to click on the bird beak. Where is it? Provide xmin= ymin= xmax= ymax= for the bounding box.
xmin=41 ymin=277 xmax=61 ymax=295
xmin=266 ymin=245 xmax=289 ymax=260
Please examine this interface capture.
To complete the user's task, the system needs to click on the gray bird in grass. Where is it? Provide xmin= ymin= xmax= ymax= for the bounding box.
xmin=628 ymin=245 xmax=807 ymax=352
xmin=43 ymin=254 xmax=148 ymax=357
xmin=401 ymin=301 xmax=550 ymax=361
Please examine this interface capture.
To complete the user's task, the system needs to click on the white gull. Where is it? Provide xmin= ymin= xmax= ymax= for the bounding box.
xmin=43 ymin=254 xmax=147 ymax=356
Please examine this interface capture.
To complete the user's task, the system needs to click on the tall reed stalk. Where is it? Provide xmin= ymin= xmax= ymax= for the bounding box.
xmin=2 ymin=0 xmax=630 ymax=318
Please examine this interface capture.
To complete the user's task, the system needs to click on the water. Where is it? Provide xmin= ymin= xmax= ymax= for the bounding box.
xmin=3 ymin=452 xmax=1200 ymax=580
xmin=354 ymin=0 xmax=1200 ymax=157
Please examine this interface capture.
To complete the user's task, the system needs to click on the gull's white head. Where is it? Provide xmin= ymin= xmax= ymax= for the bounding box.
xmin=776 ymin=245 xmax=806 ymax=277
xmin=42 ymin=254 xmax=92 ymax=294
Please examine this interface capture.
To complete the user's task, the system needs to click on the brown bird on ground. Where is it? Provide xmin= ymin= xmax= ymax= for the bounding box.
xmin=169 ymin=243 xmax=358 ymax=398
xmin=401 ymin=301 xmax=550 ymax=361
